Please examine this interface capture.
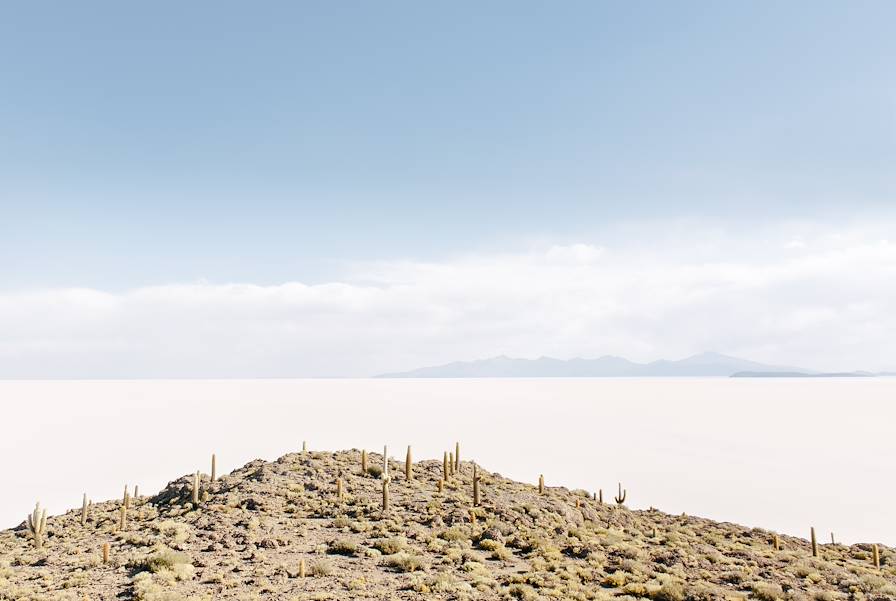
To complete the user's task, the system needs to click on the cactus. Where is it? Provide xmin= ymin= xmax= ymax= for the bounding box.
xmin=102 ymin=542 xmax=110 ymax=564
xmin=299 ymin=558 xmax=306 ymax=578
xmin=382 ymin=479 xmax=390 ymax=512
xmin=26 ymin=503 xmax=47 ymax=549
xmin=773 ymin=534 xmax=781 ymax=550
xmin=538 ymin=474 xmax=544 ymax=495
xmin=211 ymin=453 xmax=217 ymax=482
xmin=122 ymin=485 xmax=129 ymax=509
xmin=830 ymin=532 xmax=835 ymax=545
xmin=302 ymin=441 xmax=307 ymax=452
xmin=443 ymin=452 xmax=449 ymax=481
xmin=336 ymin=477 xmax=344 ymax=502
xmin=438 ymin=479 xmax=444 ymax=493
xmin=599 ymin=489 xmax=603 ymax=504
xmin=472 ymin=463 xmax=481 ymax=507
xmin=810 ymin=527 xmax=817 ymax=557
xmin=192 ymin=471 xmax=200 ymax=505
xmin=615 ymin=483 xmax=626 ymax=505
xmin=361 ymin=449 xmax=368 ymax=475
xmin=119 ymin=505 xmax=127 ymax=531
xmin=405 ymin=446 xmax=413 ymax=481
xmin=382 ymin=445 xmax=389 ymax=481
xmin=449 ymin=452 xmax=454 ymax=476
xmin=455 ymin=442 xmax=460 ymax=472
xmin=134 ymin=485 xmax=139 ymax=499
xmin=873 ymin=543 xmax=880 ymax=569
xmin=81 ymin=493 xmax=88 ymax=527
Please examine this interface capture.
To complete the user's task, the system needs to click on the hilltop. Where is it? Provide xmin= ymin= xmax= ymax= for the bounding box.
xmin=1 ymin=449 xmax=893 ymax=601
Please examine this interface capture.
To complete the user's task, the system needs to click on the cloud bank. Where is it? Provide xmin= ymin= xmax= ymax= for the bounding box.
xmin=2 ymin=221 xmax=894 ymax=377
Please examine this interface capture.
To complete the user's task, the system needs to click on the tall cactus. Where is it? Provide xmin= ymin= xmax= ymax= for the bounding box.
xmin=26 ymin=503 xmax=47 ymax=549
xmin=405 ymin=446 xmax=413 ymax=481
xmin=449 ymin=452 xmax=455 ymax=476
xmin=102 ymin=542 xmax=110 ymax=564
xmin=472 ymin=463 xmax=481 ymax=507
xmin=599 ymin=489 xmax=603 ymax=504
xmin=810 ymin=527 xmax=818 ymax=557
xmin=361 ymin=449 xmax=368 ymax=475
xmin=192 ymin=471 xmax=200 ymax=505
xmin=80 ymin=493 xmax=88 ymax=527
xmin=538 ymin=474 xmax=544 ymax=495
xmin=336 ymin=477 xmax=344 ymax=502
xmin=873 ymin=544 xmax=880 ymax=569
xmin=211 ymin=453 xmax=217 ymax=482
xmin=615 ymin=483 xmax=626 ymax=505
xmin=455 ymin=442 xmax=460 ymax=472
xmin=773 ymin=534 xmax=781 ymax=551
xmin=382 ymin=445 xmax=389 ymax=481
xmin=123 ymin=485 xmax=130 ymax=509
xmin=382 ymin=479 xmax=390 ymax=512
xmin=443 ymin=452 xmax=449 ymax=481
xmin=119 ymin=505 xmax=127 ymax=532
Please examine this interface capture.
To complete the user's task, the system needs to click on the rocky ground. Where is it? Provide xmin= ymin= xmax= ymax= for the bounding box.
xmin=1 ymin=449 xmax=894 ymax=601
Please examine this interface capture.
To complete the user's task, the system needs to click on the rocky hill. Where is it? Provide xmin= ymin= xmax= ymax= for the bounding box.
xmin=0 ymin=449 xmax=893 ymax=601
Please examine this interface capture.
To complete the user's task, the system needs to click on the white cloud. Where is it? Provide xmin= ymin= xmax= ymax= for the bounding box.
xmin=1 ymin=220 xmax=894 ymax=377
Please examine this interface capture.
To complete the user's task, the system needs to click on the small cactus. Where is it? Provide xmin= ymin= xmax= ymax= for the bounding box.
xmin=361 ymin=449 xmax=368 ymax=475
xmin=102 ymin=542 xmax=110 ymax=564
xmin=438 ymin=479 xmax=444 ymax=493
xmin=299 ymin=557 xmax=306 ymax=578
xmin=119 ymin=505 xmax=127 ymax=532
xmin=302 ymin=441 xmax=307 ymax=452
xmin=336 ymin=477 xmax=344 ymax=501
xmin=443 ymin=452 xmax=449 ymax=481
xmin=615 ymin=483 xmax=626 ymax=505
xmin=192 ymin=471 xmax=200 ymax=505
xmin=810 ymin=527 xmax=818 ymax=557
xmin=211 ymin=453 xmax=217 ymax=482
xmin=830 ymin=532 xmax=835 ymax=545
xmin=773 ymin=534 xmax=781 ymax=550
xmin=382 ymin=478 xmax=390 ymax=512
xmin=26 ymin=503 xmax=47 ymax=549
xmin=455 ymin=442 xmax=460 ymax=472
xmin=134 ymin=485 xmax=139 ymax=499
xmin=122 ymin=485 xmax=129 ymax=509
xmin=599 ymin=489 xmax=603 ymax=504
xmin=449 ymin=452 xmax=455 ymax=476
xmin=80 ymin=494 xmax=88 ymax=527
xmin=873 ymin=543 xmax=880 ymax=569
xmin=538 ymin=474 xmax=544 ymax=495
xmin=405 ymin=446 xmax=413 ymax=481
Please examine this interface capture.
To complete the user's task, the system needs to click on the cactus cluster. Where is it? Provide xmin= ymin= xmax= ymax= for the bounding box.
xmin=26 ymin=503 xmax=47 ymax=549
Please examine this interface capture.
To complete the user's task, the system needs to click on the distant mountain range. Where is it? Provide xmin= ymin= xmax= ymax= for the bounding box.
xmin=376 ymin=352 xmax=890 ymax=378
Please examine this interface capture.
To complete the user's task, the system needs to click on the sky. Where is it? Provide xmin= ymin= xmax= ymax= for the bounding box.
xmin=1 ymin=2 xmax=895 ymax=376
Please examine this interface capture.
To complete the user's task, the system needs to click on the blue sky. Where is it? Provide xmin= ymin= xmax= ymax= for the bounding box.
xmin=3 ymin=1 xmax=894 ymax=288
xmin=1 ymin=2 xmax=895 ymax=375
